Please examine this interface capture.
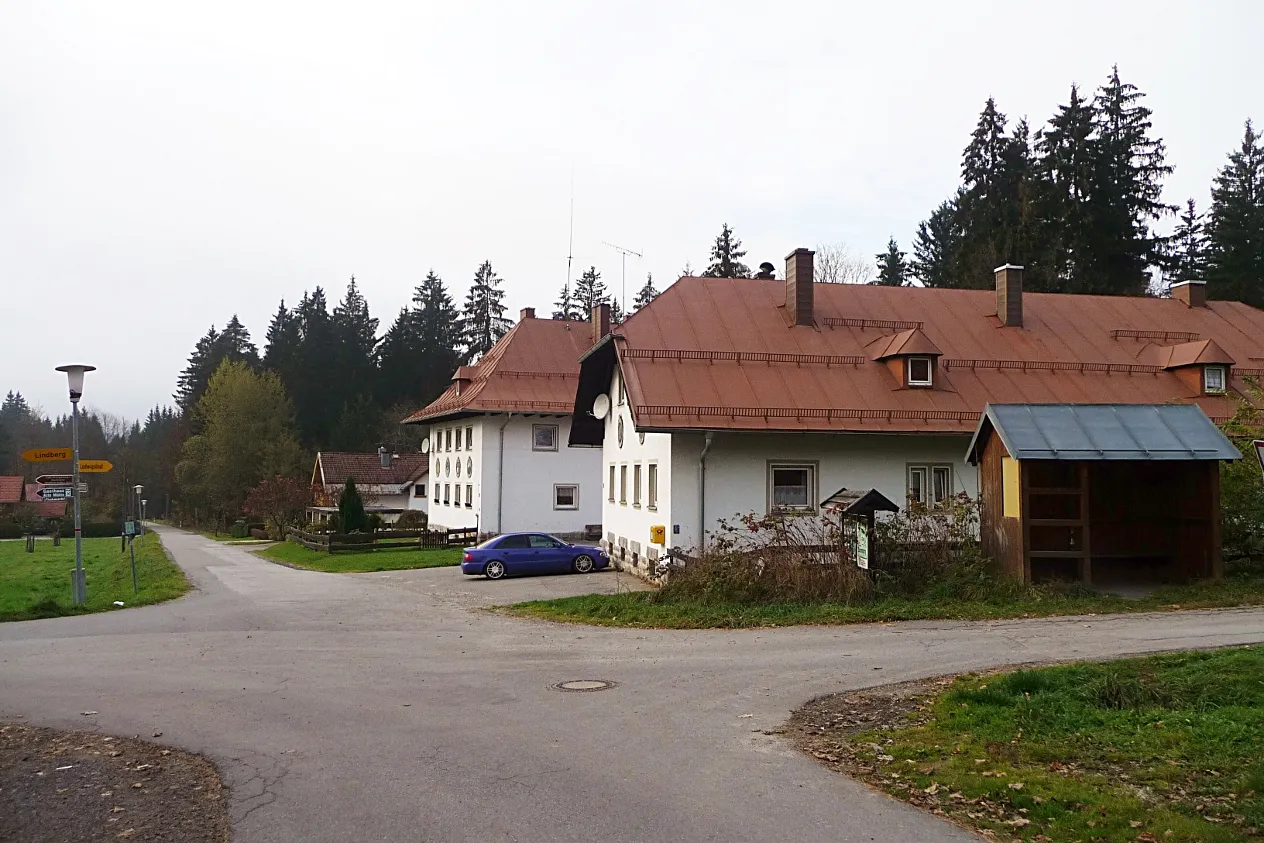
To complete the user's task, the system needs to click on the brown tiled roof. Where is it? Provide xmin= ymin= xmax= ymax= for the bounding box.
xmin=402 ymin=316 xmax=593 ymax=423
xmin=0 ymin=476 xmax=22 ymax=504
xmin=603 ymin=277 xmax=1264 ymax=434
xmin=25 ymin=484 xmax=67 ymax=518
xmin=315 ymin=452 xmax=428 ymax=488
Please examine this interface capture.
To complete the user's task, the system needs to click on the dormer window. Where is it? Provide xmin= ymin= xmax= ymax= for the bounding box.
xmin=908 ymin=357 xmax=933 ymax=387
xmin=1204 ymin=366 xmax=1226 ymax=394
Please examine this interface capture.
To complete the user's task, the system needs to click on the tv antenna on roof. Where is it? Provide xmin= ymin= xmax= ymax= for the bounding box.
xmin=602 ymin=241 xmax=642 ymax=316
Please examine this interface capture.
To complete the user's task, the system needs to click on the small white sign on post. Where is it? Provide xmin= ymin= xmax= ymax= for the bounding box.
xmin=1254 ymin=440 xmax=1264 ymax=486
xmin=855 ymin=519 xmax=869 ymax=570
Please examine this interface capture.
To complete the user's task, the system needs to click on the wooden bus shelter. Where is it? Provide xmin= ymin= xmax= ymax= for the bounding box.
xmin=966 ymin=404 xmax=1241 ymax=586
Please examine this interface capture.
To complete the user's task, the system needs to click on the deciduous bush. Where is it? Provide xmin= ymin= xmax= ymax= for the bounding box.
xmin=1221 ymin=389 xmax=1264 ymax=573
xmin=393 ymin=510 xmax=428 ymax=529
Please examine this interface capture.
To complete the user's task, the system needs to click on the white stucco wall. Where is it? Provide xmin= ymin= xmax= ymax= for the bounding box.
xmin=598 ymin=379 xmax=673 ymax=568
xmin=424 ymin=415 xmax=602 ymax=534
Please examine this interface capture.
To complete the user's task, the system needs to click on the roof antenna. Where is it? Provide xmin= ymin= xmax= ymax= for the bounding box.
xmin=566 ymin=168 xmax=575 ymax=301
xmin=602 ymin=241 xmax=643 ymax=315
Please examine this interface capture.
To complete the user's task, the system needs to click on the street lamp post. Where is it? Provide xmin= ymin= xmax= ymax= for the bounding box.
xmin=131 ymin=484 xmax=143 ymax=594
xmin=55 ymin=364 xmax=95 ymax=605
xmin=141 ymin=499 xmax=147 ymax=535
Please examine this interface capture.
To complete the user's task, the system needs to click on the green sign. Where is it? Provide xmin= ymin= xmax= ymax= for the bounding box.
xmin=124 ymin=520 xmax=137 ymax=537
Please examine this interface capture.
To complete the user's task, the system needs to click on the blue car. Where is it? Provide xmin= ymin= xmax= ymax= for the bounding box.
xmin=461 ymin=532 xmax=610 ymax=580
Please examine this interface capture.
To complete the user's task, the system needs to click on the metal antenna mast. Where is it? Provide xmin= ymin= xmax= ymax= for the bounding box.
xmin=565 ymin=170 xmax=575 ymax=304
xmin=602 ymin=241 xmax=642 ymax=315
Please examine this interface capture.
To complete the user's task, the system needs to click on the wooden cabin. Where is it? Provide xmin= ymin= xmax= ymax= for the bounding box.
xmin=966 ymin=404 xmax=1241 ymax=586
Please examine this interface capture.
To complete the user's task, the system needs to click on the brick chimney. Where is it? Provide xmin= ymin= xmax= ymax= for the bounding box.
xmin=994 ymin=264 xmax=1024 ymax=327
xmin=784 ymin=248 xmax=815 ymax=327
xmin=378 ymin=445 xmax=389 ymax=469
xmin=1171 ymin=280 xmax=1207 ymax=308
xmin=519 ymin=307 xmax=536 ymax=320
xmin=591 ymin=303 xmax=611 ymax=345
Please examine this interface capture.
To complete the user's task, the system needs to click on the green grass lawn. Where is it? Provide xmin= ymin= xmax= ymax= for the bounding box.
xmin=505 ymin=577 xmax=1264 ymax=628
xmin=833 ymin=647 xmax=1264 ymax=841
xmin=0 ymin=535 xmax=190 ymax=622
xmin=257 ymin=541 xmax=463 ymax=573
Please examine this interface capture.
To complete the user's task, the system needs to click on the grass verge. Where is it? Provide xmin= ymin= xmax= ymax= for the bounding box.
xmin=0 ymin=534 xmax=190 ymax=622
xmin=257 ymin=541 xmax=463 ymax=573
xmin=794 ymin=647 xmax=1264 ymax=841
xmin=504 ymin=577 xmax=1264 ymax=628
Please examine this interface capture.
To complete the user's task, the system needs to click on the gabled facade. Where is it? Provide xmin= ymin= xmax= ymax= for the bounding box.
xmin=403 ymin=308 xmax=605 ymax=537
xmin=571 ymin=250 xmax=1264 ymax=578
xmin=308 ymin=450 xmax=428 ymax=524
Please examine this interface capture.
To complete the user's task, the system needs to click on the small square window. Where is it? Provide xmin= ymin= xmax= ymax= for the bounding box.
xmin=465 ymin=484 xmax=473 ymax=508
xmin=908 ymin=464 xmax=953 ymax=507
xmin=414 ymin=484 xmax=424 ymax=498
xmin=769 ymin=463 xmax=815 ymax=513
xmin=647 ymin=463 xmax=658 ymax=510
xmin=532 ymin=424 xmax=559 ymax=451
xmin=1205 ymin=366 xmax=1226 ymax=394
xmin=554 ymin=484 xmax=579 ymax=510
xmin=908 ymin=357 xmax=933 ymax=387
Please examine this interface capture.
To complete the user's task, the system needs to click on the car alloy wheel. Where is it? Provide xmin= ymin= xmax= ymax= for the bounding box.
xmin=485 ymin=560 xmax=506 ymax=580
xmin=572 ymin=554 xmax=595 ymax=574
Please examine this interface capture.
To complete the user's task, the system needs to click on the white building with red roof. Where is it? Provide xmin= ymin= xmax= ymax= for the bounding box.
xmin=403 ymin=308 xmax=605 ymax=538
xmin=308 ymin=449 xmax=429 ymax=524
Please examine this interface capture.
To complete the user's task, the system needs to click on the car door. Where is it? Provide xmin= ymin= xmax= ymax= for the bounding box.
xmin=527 ymin=534 xmax=567 ymax=573
xmin=495 ymin=534 xmax=531 ymax=573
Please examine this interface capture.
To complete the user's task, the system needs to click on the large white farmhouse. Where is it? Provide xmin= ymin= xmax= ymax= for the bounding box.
xmin=569 ymin=248 xmax=1264 ymax=579
xmin=404 ymin=308 xmax=605 ymax=538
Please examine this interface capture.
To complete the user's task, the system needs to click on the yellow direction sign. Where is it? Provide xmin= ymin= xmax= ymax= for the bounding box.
xmin=78 ymin=460 xmax=113 ymax=473
xmin=22 ymin=447 xmax=71 ymax=462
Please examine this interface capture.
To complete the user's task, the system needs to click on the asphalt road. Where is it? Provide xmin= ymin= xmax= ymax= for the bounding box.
xmin=4 ymin=528 xmax=1264 ymax=843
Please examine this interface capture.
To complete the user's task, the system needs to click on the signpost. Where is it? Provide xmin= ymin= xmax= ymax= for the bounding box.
xmin=78 ymin=460 xmax=113 ymax=473
xmin=35 ymin=474 xmax=74 ymax=486
xmin=22 ymin=447 xmax=71 ymax=462
xmin=36 ymin=486 xmax=77 ymax=502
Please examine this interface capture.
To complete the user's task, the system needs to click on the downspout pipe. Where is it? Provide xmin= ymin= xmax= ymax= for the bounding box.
xmin=496 ymin=413 xmax=514 ymax=533
xmin=698 ymin=431 xmax=715 ymax=553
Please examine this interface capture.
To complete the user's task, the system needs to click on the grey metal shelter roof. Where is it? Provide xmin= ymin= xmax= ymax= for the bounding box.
xmin=820 ymin=487 xmax=900 ymax=515
xmin=966 ymin=404 xmax=1242 ymax=464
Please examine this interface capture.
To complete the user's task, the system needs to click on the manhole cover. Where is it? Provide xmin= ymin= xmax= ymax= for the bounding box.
xmin=552 ymin=679 xmax=618 ymax=693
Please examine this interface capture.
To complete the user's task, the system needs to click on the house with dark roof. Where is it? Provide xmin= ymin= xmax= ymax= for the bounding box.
xmin=569 ymin=248 xmax=1264 ymax=578
xmin=309 ymin=449 xmax=429 ymax=524
xmin=402 ymin=308 xmax=605 ymax=537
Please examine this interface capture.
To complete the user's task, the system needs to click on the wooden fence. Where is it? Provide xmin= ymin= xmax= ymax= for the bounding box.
xmin=286 ymin=526 xmax=479 ymax=554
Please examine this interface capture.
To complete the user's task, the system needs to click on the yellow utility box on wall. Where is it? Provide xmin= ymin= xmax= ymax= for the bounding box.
xmin=649 ymin=525 xmax=666 ymax=545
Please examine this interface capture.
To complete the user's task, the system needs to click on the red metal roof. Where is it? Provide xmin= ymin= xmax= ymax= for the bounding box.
xmin=315 ymin=452 xmax=428 ymax=488
xmin=403 ymin=316 xmax=596 ymax=423
xmin=610 ymin=277 xmax=1264 ymax=434
xmin=0 ymin=476 xmax=23 ymax=504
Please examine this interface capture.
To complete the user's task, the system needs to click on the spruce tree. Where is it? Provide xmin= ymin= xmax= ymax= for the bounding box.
xmin=293 ymin=288 xmax=338 ymax=446
xmin=1207 ymin=120 xmax=1264 ymax=307
xmin=460 ymin=261 xmax=511 ymax=360
xmin=412 ymin=271 xmax=462 ymax=401
xmin=702 ymin=223 xmax=752 ymax=278
xmin=263 ymin=300 xmax=302 ymax=381
xmin=1033 ymin=84 xmax=1098 ymax=291
xmin=175 ymin=326 xmax=221 ymax=414
xmin=338 ymin=477 xmax=366 ymax=533
xmin=332 ymin=277 xmax=379 ymax=386
xmin=873 ymin=238 xmax=909 ymax=286
xmin=633 ymin=273 xmax=659 ymax=311
xmin=570 ymin=266 xmax=608 ymax=315
xmin=1163 ymin=199 xmax=1209 ymax=292
xmin=609 ymin=298 xmax=625 ymax=325
xmin=553 ymin=281 xmax=578 ymax=320
xmin=1087 ymin=66 xmax=1174 ymax=295
xmin=911 ymin=197 xmax=964 ymax=288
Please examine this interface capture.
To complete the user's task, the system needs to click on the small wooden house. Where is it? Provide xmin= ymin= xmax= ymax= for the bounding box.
xmin=966 ymin=404 xmax=1241 ymax=586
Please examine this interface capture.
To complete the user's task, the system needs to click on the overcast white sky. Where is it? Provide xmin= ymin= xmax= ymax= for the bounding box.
xmin=2 ymin=1 xmax=1261 ymax=421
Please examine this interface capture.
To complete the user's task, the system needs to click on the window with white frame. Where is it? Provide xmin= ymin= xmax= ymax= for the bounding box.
xmin=768 ymin=463 xmax=816 ymax=513
xmin=465 ymin=426 xmax=473 ymax=449
xmin=554 ymin=484 xmax=579 ymax=510
xmin=465 ymin=484 xmax=473 ymax=508
xmin=908 ymin=464 xmax=953 ymax=507
xmin=414 ymin=484 xmax=424 ymax=498
xmin=647 ymin=463 xmax=658 ymax=510
xmin=1205 ymin=365 xmax=1227 ymax=394
xmin=443 ymin=483 xmax=450 ymax=505
xmin=619 ymin=465 xmax=628 ymax=504
xmin=433 ymin=482 xmax=439 ymax=504
xmin=618 ymin=373 xmax=626 ymax=405
xmin=608 ymin=465 xmax=616 ymax=502
xmin=532 ymin=424 xmax=559 ymax=451
xmin=908 ymin=357 xmax=933 ymax=387
xmin=445 ymin=429 xmax=452 ymax=451
xmin=455 ymin=428 xmax=463 ymax=450
xmin=632 ymin=464 xmax=642 ymax=507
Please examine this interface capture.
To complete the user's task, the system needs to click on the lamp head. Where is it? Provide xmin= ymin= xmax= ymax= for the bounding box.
xmin=134 ymin=485 xmax=143 ymax=495
xmin=55 ymin=364 xmax=96 ymax=403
